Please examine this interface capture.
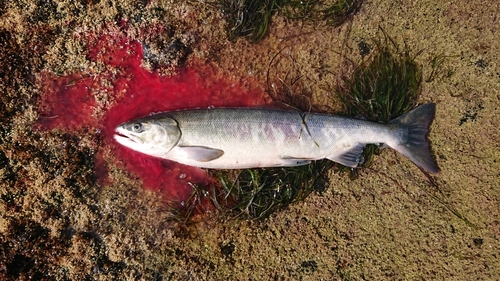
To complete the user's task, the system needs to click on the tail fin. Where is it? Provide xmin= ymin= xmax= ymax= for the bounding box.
xmin=388 ymin=103 xmax=439 ymax=173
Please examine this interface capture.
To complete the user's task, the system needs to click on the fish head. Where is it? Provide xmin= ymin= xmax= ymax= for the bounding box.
xmin=114 ymin=116 xmax=181 ymax=158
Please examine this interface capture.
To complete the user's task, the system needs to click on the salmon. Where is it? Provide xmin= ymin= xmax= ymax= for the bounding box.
xmin=114 ymin=103 xmax=438 ymax=173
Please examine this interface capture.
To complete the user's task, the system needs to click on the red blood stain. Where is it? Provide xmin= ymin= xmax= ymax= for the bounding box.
xmin=35 ymin=22 xmax=271 ymax=214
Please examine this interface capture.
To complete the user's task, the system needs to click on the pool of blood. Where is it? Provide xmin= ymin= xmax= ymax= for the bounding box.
xmin=35 ymin=22 xmax=271 ymax=213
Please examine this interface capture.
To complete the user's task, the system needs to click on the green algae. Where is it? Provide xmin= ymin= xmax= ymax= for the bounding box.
xmin=221 ymin=0 xmax=363 ymax=43
xmin=214 ymin=160 xmax=333 ymax=219
xmin=334 ymin=31 xmax=423 ymax=177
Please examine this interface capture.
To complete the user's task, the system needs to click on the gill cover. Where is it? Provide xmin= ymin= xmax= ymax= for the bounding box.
xmin=149 ymin=116 xmax=182 ymax=154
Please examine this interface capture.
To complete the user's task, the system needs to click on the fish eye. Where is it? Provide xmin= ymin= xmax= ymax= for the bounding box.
xmin=132 ymin=123 xmax=143 ymax=132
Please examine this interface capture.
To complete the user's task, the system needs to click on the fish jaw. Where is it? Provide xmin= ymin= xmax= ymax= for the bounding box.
xmin=114 ymin=126 xmax=146 ymax=152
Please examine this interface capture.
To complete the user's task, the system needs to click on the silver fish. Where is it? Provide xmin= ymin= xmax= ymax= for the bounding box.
xmin=114 ymin=103 xmax=438 ymax=173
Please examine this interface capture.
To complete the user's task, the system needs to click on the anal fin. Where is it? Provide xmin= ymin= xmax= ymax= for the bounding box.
xmin=327 ymin=143 xmax=365 ymax=167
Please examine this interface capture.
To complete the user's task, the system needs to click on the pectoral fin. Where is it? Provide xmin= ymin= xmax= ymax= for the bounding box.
xmin=327 ymin=143 xmax=365 ymax=167
xmin=177 ymin=146 xmax=224 ymax=162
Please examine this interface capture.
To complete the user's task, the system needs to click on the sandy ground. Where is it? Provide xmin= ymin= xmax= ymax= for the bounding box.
xmin=1 ymin=0 xmax=499 ymax=280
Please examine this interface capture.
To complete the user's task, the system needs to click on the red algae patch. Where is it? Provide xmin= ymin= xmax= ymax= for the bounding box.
xmin=36 ymin=73 xmax=97 ymax=131
xmin=35 ymin=22 xmax=270 ymax=214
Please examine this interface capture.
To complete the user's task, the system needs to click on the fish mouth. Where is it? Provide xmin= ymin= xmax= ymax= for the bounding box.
xmin=114 ymin=127 xmax=141 ymax=146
